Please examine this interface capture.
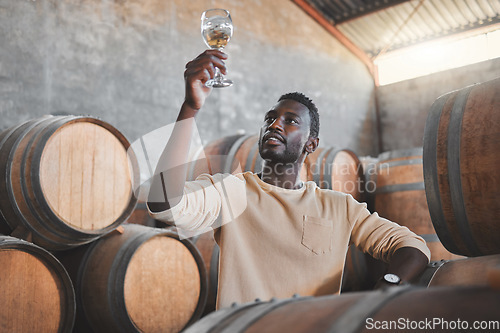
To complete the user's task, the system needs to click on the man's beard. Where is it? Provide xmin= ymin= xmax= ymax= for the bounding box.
xmin=258 ymin=138 xmax=303 ymax=164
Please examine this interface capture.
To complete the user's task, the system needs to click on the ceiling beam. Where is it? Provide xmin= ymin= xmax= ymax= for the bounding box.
xmin=292 ymin=0 xmax=375 ymax=77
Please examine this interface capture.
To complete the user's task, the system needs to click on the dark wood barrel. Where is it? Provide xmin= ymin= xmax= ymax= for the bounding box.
xmin=371 ymin=148 xmax=462 ymax=261
xmin=0 ymin=236 xmax=75 ymax=332
xmin=187 ymin=134 xmax=364 ymax=200
xmin=413 ymin=254 xmax=500 ymax=288
xmin=0 ymin=115 xmax=139 ymax=251
xmin=423 ymin=77 xmax=500 ymax=257
xmin=183 ymin=285 xmax=500 ymax=333
xmin=191 ymin=231 xmax=220 ymax=316
xmin=57 ymin=223 xmax=207 ymax=333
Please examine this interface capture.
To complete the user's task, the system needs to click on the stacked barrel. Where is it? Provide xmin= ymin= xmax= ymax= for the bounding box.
xmin=0 ymin=115 xmax=208 ymax=332
xmin=4 ymin=77 xmax=499 ymax=332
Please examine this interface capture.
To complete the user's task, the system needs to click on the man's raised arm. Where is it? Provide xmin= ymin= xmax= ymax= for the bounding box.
xmin=147 ymin=50 xmax=228 ymax=213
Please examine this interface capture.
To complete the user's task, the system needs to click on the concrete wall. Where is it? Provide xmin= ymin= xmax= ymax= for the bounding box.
xmin=0 ymin=0 xmax=377 ymax=157
xmin=377 ymin=57 xmax=500 ymax=154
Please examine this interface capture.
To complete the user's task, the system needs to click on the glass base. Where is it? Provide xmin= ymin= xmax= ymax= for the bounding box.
xmin=206 ymin=78 xmax=233 ymax=88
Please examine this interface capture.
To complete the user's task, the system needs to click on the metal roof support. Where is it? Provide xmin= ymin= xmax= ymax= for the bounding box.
xmin=292 ymin=0 xmax=376 ymax=78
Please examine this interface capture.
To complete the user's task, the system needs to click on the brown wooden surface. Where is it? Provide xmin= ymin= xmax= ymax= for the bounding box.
xmin=61 ymin=223 xmax=207 ymax=333
xmin=124 ymin=236 xmax=200 ymax=332
xmin=424 ymin=78 xmax=500 ymax=257
xmin=184 ymin=286 xmax=500 ymax=333
xmin=0 ymin=236 xmax=75 ymax=333
xmin=373 ymin=149 xmax=461 ymax=261
xmin=40 ymin=122 xmax=132 ymax=230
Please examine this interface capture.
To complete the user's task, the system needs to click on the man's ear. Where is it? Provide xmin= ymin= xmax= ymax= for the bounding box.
xmin=304 ymin=137 xmax=319 ymax=154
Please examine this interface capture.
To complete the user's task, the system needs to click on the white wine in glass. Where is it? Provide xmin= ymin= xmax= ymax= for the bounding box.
xmin=201 ymin=9 xmax=233 ymax=88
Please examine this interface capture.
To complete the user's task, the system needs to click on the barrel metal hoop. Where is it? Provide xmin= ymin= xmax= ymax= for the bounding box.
xmin=423 ymin=94 xmax=459 ymax=254
xmin=223 ymin=135 xmax=252 ymax=174
xmin=107 ymin=228 xmax=149 ymax=332
xmin=16 ymin=117 xmax=78 ymax=246
xmin=448 ymin=86 xmax=482 ymax=256
xmin=414 ymin=260 xmax=448 ymax=286
xmin=375 ymin=182 xmax=425 ymax=194
xmin=1 ymin=119 xmax=47 ymax=235
xmin=326 ymin=286 xmax=413 ymax=333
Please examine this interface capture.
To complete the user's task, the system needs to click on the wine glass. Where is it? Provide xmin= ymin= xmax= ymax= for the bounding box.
xmin=201 ymin=9 xmax=234 ymax=88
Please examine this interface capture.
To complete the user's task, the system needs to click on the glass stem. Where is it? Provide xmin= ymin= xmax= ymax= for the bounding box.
xmin=214 ymin=67 xmax=223 ymax=84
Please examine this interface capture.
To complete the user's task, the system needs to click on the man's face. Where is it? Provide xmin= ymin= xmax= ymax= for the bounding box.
xmin=258 ymin=99 xmax=312 ymax=164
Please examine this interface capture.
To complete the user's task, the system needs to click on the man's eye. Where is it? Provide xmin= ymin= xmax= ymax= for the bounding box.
xmin=287 ymin=118 xmax=298 ymax=124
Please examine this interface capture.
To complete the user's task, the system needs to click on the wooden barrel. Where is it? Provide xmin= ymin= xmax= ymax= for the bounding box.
xmin=0 ymin=115 xmax=139 ymax=250
xmin=0 ymin=236 xmax=75 ymax=332
xmin=187 ymin=134 xmax=251 ymax=180
xmin=304 ymin=146 xmax=364 ymax=200
xmin=413 ymin=254 xmax=500 ymax=288
xmin=183 ymin=285 xmax=500 ymax=333
xmin=371 ymin=148 xmax=462 ymax=261
xmin=187 ymin=134 xmax=363 ymax=200
xmin=57 ymin=223 xmax=207 ymax=333
xmin=423 ymin=78 xmax=500 ymax=257
xmin=191 ymin=231 xmax=220 ymax=316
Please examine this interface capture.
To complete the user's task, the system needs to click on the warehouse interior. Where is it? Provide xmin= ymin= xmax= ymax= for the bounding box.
xmin=1 ymin=0 xmax=500 ymax=332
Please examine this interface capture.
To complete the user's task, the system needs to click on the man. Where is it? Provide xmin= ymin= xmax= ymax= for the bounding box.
xmin=148 ymin=50 xmax=430 ymax=309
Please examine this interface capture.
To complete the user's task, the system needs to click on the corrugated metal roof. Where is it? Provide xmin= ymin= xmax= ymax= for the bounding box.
xmin=299 ymin=0 xmax=500 ymax=57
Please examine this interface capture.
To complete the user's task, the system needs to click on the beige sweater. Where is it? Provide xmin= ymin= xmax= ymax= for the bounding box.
xmin=150 ymin=172 xmax=430 ymax=309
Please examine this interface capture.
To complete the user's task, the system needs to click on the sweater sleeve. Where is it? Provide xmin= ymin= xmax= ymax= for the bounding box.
xmin=148 ymin=173 xmax=247 ymax=233
xmin=346 ymin=194 xmax=431 ymax=263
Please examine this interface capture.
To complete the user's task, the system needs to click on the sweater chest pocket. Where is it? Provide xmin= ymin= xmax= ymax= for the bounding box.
xmin=301 ymin=216 xmax=333 ymax=255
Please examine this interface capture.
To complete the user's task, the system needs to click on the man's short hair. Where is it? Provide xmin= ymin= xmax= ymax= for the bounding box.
xmin=278 ymin=92 xmax=320 ymax=138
